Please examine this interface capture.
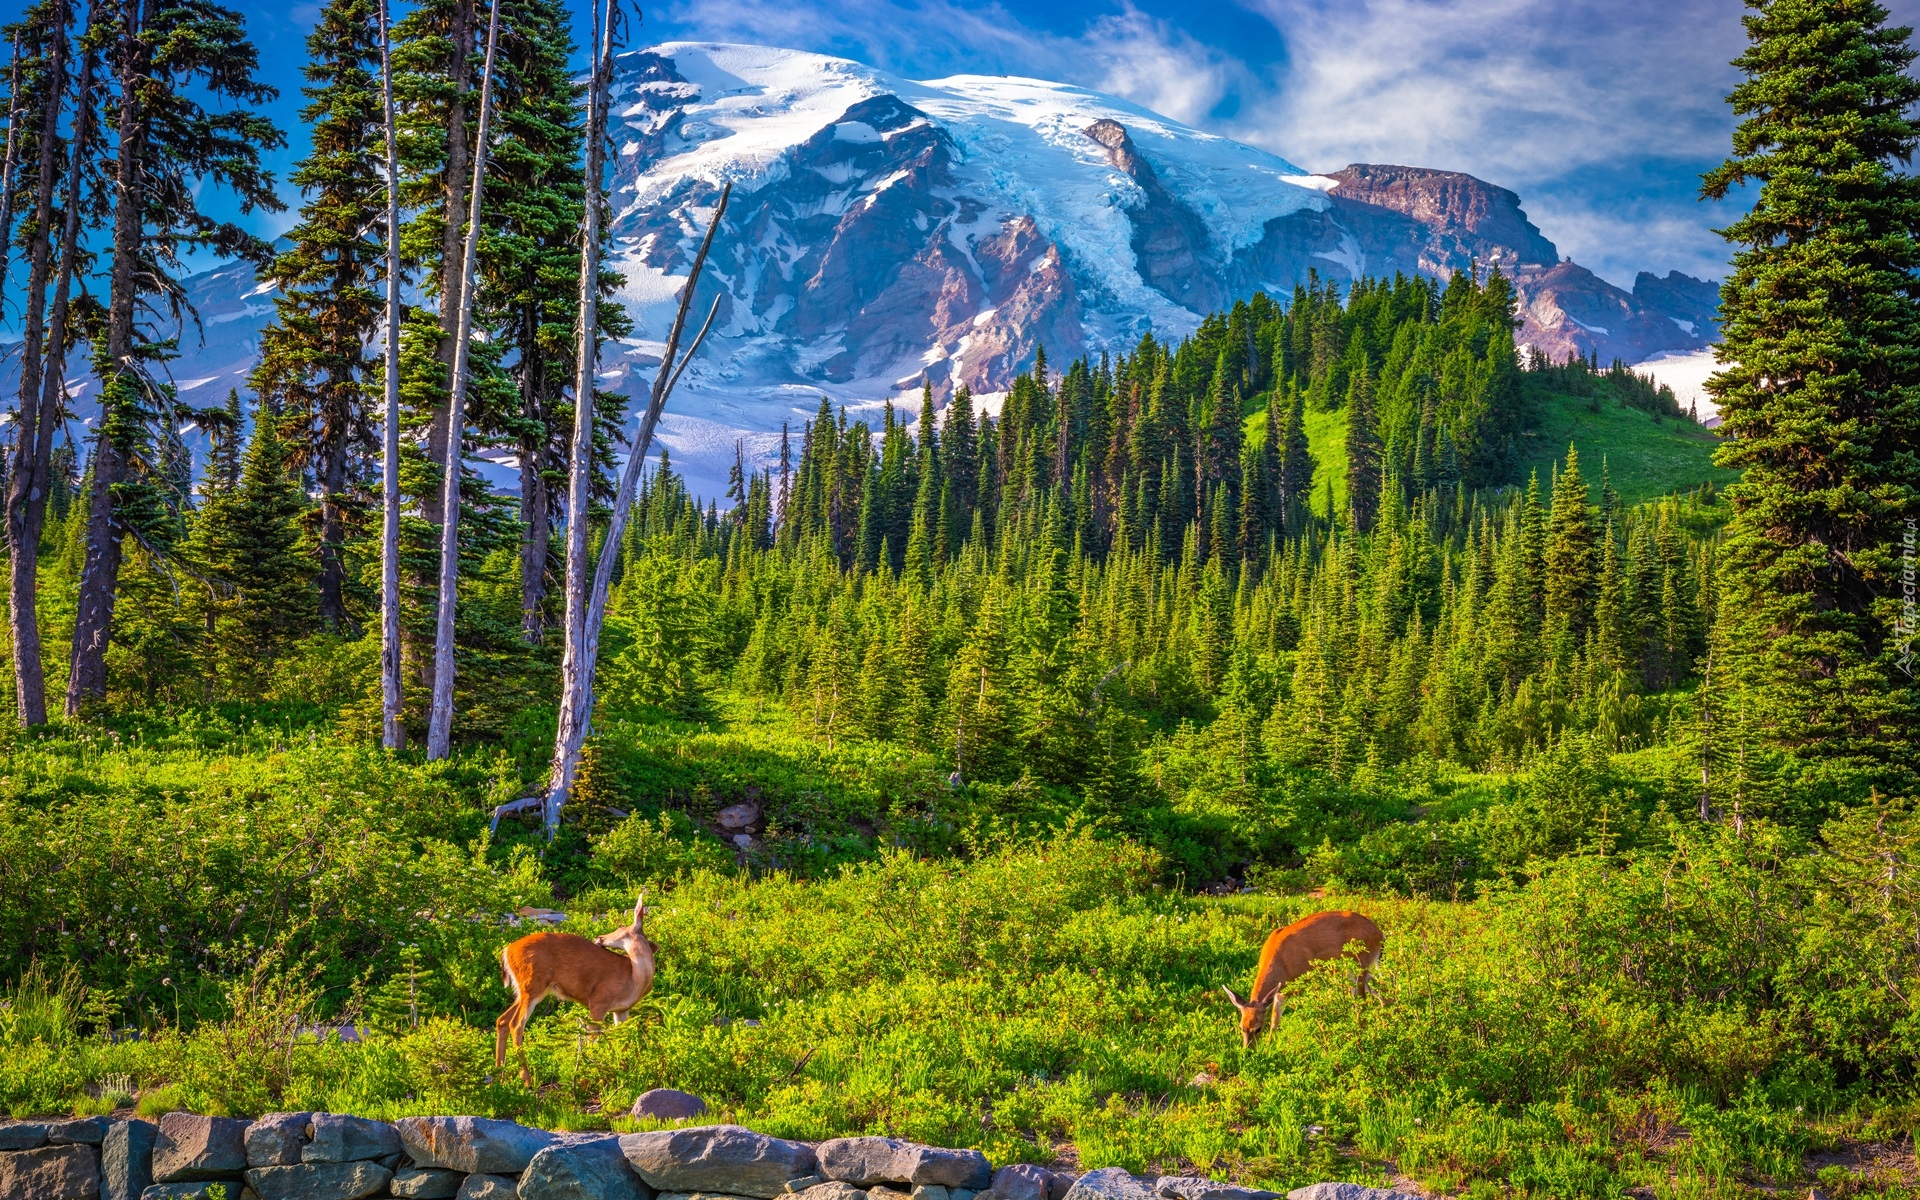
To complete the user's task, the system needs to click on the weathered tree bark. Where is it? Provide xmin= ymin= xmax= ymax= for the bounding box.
xmin=11 ymin=40 xmax=91 ymax=727
xmin=71 ymin=0 xmax=151 ymax=717
xmin=422 ymin=0 xmax=474 ymax=531
xmin=519 ymin=437 xmax=550 ymax=642
xmin=423 ymin=0 xmax=502 ymax=760
xmin=544 ymin=0 xmax=617 ymax=831
xmin=379 ymin=0 xmax=404 ymax=749
xmin=545 ymin=177 xmax=729 ymax=835
xmin=0 ymin=34 xmax=26 ymax=323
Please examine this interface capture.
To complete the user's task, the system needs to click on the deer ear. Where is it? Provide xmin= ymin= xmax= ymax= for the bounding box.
xmin=1221 ymin=985 xmax=1250 ymax=1012
xmin=634 ymin=891 xmax=646 ymax=928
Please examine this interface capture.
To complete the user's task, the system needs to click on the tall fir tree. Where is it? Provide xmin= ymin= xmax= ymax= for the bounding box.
xmin=1702 ymin=0 xmax=1920 ymax=793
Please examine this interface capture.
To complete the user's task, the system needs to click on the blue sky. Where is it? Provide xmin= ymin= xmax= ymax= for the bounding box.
xmin=84 ymin=0 xmax=1920 ymax=287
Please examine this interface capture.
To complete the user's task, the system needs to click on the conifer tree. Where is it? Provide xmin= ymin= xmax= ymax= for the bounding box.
xmin=1345 ymin=365 xmax=1381 ymax=533
xmin=1703 ymin=0 xmax=1920 ymax=787
xmin=1542 ymin=445 xmax=1597 ymax=650
xmin=251 ymin=0 xmax=387 ymax=631
xmin=68 ymin=0 xmax=285 ymax=715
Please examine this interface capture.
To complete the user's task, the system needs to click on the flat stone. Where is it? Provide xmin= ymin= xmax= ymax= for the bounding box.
xmin=390 ymin=1168 xmax=466 ymax=1199
xmin=243 ymin=1115 xmax=312 ymax=1168
xmin=458 ymin=1175 xmax=521 ymax=1200
xmin=303 ymin=1115 xmax=400 ymax=1164
xmin=247 ymin=1162 xmax=393 ymax=1200
xmin=0 ymin=1143 xmax=101 ymax=1200
xmin=1064 ymin=1170 xmax=1158 ymax=1200
xmin=104 ymin=1121 xmax=158 ymax=1200
xmin=152 ymin=1115 xmax=249 ymax=1182
xmin=621 ymin=1126 xmax=817 ymax=1199
xmin=784 ymin=1177 xmax=824 ymax=1193
xmin=658 ymin=1193 xmax=764 ymax=1200
xmin=394 ymin=1118 xmax=557 ymax=1175
xmin=521 ymin=1136 xmax=651 ymax=1200
xmin=1158 ymin=1181 xmax=1281 ymax=1200
xmin=48 ymin=1118 xmax=113 ymax=1145
xmin=818 ymin=1139 xmax=989 ymax=1191
xmin=0 ymin=1123 xmax=50 ymax=1150
xmin=630 ymin=1089 xmax=709 ymax=1122
xmin=912 ymin=1187 xmax=949 ymax=1200
xmin=794 ymin=1184 xmax=865 ymax=1200
xmin=869 ymin=1188 xmax=911 ymax=1200
xmin=1285 ymin=1188 xmax=1423 ymax=1200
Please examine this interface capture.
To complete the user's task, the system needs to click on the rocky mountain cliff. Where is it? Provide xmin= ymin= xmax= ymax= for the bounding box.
xmin=38 ymin=42 xmax=1718 ymax=497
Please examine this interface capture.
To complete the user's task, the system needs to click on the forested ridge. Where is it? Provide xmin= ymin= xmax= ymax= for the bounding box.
xmin=0 ymin=1 xmax=1917 ymax=1196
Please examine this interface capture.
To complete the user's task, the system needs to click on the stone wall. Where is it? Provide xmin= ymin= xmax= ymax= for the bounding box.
xmin=0 ymin=1111 xmax=1418 ymax=1200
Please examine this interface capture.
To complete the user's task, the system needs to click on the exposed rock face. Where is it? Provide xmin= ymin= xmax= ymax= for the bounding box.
xmin=1510 ymin=260 xmax=1711 ymax=364
xmin=246 ymin=1161 xmax=394 ymax=1200
xmin=1325 ymin=163 xmax=1560 ymax=272
xmin=519 ymin=1136 xmax=651 ymax=1200
xmin=303 ymin=1114 xmax=401 ymax=1164
xmin=103 ymin=1120 xmax=157 ymax=1200
xmin=394 ymin=1117 xmax=558 ymax=1176
xmin=244 ymin=1114 xmax=313 ymax=1168
xmin=1634 ymin=269 xmax=1722 ymax=340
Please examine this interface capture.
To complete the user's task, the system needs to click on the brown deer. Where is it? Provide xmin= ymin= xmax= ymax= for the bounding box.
xmin=495 ymin=892 xmax=657 ymax=1086
xmin=1222 ymin=909 xmax=1383 ymax=1047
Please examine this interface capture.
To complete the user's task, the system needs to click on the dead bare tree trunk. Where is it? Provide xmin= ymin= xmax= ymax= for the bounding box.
xmin=541 ymin=181 xmax=729 ymax=836
xmin=424 ymin=0 xmax=502 ymax=760
xmin=378 ymin=0 xmax=404 ymax=750
xmin=0 ymin=34 xmax=25 ymax=323
xmin=544 ymin=0 xmax=618 ymax=832
xmin=11 ymin=38 xmax=91 ymax=727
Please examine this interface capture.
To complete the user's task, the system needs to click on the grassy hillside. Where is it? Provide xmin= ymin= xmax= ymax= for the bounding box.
xmin=1250 ymin=386 xmax=1734 ymax=513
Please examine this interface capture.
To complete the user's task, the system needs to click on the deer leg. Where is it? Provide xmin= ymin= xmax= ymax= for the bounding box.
xmin=1269 ymin=991 xmax=1285 ymax=1031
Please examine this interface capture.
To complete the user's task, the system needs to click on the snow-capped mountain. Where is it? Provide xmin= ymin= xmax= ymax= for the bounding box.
xmin=27 ymin=42 xmax=1719 ymax=499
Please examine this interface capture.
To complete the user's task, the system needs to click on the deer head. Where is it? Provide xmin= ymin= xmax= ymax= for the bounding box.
xmin=1222 ymin=985 xmax=1263 ymax=1048
xmin=594 ymin=891 xmax=654 ymax=962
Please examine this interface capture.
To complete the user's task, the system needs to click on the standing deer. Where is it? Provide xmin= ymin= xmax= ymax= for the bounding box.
xmin=495 ymin=892 xmax=656 ymax=1086
xmin=1222 ymin=909 xmax=1383 ymax=1048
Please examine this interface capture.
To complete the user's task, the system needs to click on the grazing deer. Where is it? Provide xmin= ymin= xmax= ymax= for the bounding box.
xmin=495 ymin=892 xmax=656 ymax=1086
xmin=1222 ymin=909 xmax=1383 ymax=1048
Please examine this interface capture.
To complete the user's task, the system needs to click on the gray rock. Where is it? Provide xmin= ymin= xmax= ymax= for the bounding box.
xmin=302 ymin=1115 xmax=400 ymax=1164
xmin=620 ymin=1126 xmax=817 ymax=1199
xmin=152 ymin=1114 xmax=249 ymax=1182
xmin=869 ymin=1189 xmax=911 ymax=1200
xmin=243 ymin=1115 xmax=311 ymax=1168
xmin=390 ymin=1168 xmax=466 ymax=1199
xmin=104 ymin=1121 xmax=158 ymax=1200
xmin=987 ymin=1166 xmax=1074 ymax=1200
xmin=657 ymin=1193 xmax=765 ymax=1200
xmin=793 ymin=1184 xmax=865 ymax=1200
xmin=818 ymin=1139 xmax=990 ymax=1191
xmin=48 ymin=1118 xmax=113 ymax=1145
xmin=912 ymin=1187 xmax=949 ymax=1200
xmin=521 ymin=1136 xmax=652 ymax=1200
xmin=1063 ymin=1169 xmax=1158 ymax=1200
xmin=630 ymin=1089 xmax=709 ymax=1122
xmin=457 ymin=1175 xmax=521 ymax=1200
xmin=0 ymin=1143 xmax=101 ymax=1199
xmin=0 ymin=1123 xmax=50 ymax=1150
xmin=394 ymin=1118 xmax=557 ymax=1175
xmin=246 ymin=1162 xmax=393 ymax=1200
xmin=140 ymin=1186 xmax=232 ymax=1200
xmin=1157 ymin=1180 xmax=1281 ymax=1200
xmin=783 ymin=1177 xmax=824 ymax=1193
xmin=1285 ymin=1188 xmax=1423 ymax=1200
xmin=952 ymin=1191 xmax=976 ymax=1200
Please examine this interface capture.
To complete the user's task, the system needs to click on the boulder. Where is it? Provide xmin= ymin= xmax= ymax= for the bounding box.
xmin=1285 ymin=1188 xmax=1423 ymax=1200
xmin=0 ymin=1123 xmax=50 ymax=1151
xmin=303 ymin=1115 xmax=400 ymax=1164
xmin=783 ymin=1177 xmax=824 ymax=1193
xmin=620 ymin=1125 xmax=817 ymax=1199
xmin=912 ymin=1188 xmax=949 ymax=1200
xmin=103 ymin=1121 xmax=157 ymax=1200
xmin=1157 ymin=1181 xmax=1282 ymax=1200
xmin=1063 ymin=1170 xmax=1158 ymax=1200
xmin=243 ymin=1116 xmax=312 ymax=1168
xmin=246 ymin=1162 xmax=393 ymax=1200
xmin=953 ymin=1192 xmax=975 ymax=1200
xmin=630 ymin=1089 xmax=709 ymax=1122
xmin=152 ymin=1114 xmax=249 ymax=1182
xmin=391 ymin=1168 xmax=466 ymax=1199
xmin=48 ymin=1118 xmax=112 ymax=1146
xmin=457 ymin=1175 xmax=521 ymax=1200
xmin=989 ymin=1169 xmax=1073 ymax=1200
xmin=521 ymin=1136 xmax=652 ymax=1200
xmin=0 ymin=1143 xmax=101 ymax=1200
xmin=818 ymin=1138 xmax=990 ymax=1191
xmin=869 ymin=1188 xmax=911 ymax=1200
xmin=394 ymin=1118 xmax=557 ymax=1175
xmin=657 ymin=1193 xmax=767 ymax=1200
